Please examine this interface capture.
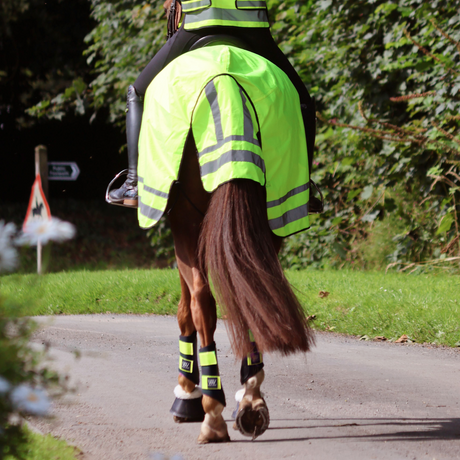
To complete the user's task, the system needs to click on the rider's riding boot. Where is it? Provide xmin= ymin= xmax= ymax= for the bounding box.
xmin=108 ymin=85 xmax=143 ymax=206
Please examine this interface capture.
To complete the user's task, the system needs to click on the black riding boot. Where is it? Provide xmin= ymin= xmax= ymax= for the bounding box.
xmin=108 ymin=85 xmax=143 ymax=206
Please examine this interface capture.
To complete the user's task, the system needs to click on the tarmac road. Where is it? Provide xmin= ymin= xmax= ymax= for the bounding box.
xmin=30 ymin=315 xmax=460 ymax=460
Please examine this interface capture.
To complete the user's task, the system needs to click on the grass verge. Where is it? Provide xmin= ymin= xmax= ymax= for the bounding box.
xmin=1 ymin=269 xmax=459 ymax=347
xmin=288 ymin=270 xmax=460 ymax=347
xmin=4 ymin=425 xmax=80 ymax=460
xmin=0 ymin=269 xmax=181 ymax=316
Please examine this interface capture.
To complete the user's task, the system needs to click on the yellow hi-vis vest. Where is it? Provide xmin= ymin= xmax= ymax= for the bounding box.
xmin=137 ymin=45 xmax=310 ymax=237
xmin=182 ymin=0 xmax=269 ymax=30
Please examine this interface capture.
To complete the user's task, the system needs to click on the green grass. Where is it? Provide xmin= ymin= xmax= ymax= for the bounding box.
xmin=287 ymin=270 xmax=460 ymax=347
xmin=0 ymin=269 xmax=181 ymax=316
xmin=4 ymin=425 xmax=80 ymax=460
xmin=1 ymin=269 xmax=459 ymax=347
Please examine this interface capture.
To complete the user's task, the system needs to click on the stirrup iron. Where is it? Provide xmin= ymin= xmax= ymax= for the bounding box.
xmin=105 ymin=169 xmax=138 ymax=208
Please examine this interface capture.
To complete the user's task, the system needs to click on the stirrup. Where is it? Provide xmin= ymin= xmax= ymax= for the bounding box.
xmin=105 ymin=169 xmax=138 ymax=209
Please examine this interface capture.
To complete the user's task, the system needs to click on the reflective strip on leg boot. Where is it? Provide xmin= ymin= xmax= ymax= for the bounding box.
xmin=178 ymin=332 xmax=200 ymax=385
xmin=199 ymin=342 xmax=226 ymax=407
xmin=170 ymin=332 xmax=204 ymax=421
xmin=240 ymin=330 xmax=264 ymax=385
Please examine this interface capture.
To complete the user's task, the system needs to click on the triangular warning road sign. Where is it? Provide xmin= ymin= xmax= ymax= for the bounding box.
xmin=24 ymin=175 xmax=51 ymax=229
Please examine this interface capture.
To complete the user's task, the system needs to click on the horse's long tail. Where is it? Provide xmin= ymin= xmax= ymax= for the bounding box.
xmin=198 ymin=179 xmax=314 ymax=359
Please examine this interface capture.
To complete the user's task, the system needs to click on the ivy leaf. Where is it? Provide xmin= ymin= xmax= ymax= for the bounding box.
xmin=436 ymin=213 xmax=454 ymax=234
xmin=362 ymin=210 xmax=381 ymax=222
xmin=360 ymin=185 xmax=374 ymax=200
xmin=347 ymin=189 xmax=362 ymax=202
xmin=428 ymin=165 xmax=443 ymax=177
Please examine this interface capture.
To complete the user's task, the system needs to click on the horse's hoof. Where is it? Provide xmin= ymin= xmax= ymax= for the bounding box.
xmin=235 ymin=398 xmax=270 ymax=439
xmin=197 ymin=432 xmax=231 ymax=444
xmin=197 ymin=414 xmax=230 ymax=444
xmin=170 ymin=396 xmax=205 ymax=422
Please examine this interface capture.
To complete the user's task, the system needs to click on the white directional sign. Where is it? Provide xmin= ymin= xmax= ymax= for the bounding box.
xmin=24 ymin=175 xmax=51 ymax=229
xmin=48 ymin=162 xmax=80 ymax=181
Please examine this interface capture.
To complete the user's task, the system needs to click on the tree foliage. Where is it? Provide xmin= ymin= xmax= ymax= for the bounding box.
xmin=0 ymin=0 xmax=93 ymax=129
xmin=27 ymin=0 xmax=166 ymax=125
xmin=272 ymin=0 xmax=460 ymax=270
xmin=24 ymin=0 xmax=460 ymax=270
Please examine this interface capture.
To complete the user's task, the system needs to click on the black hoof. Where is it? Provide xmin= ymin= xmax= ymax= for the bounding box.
xmin=170 ymin=397 xmax=205 ymax=422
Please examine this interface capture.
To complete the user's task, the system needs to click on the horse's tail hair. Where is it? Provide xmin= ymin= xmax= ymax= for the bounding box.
xmin=198 ymin=179 xmax=314 ymax=359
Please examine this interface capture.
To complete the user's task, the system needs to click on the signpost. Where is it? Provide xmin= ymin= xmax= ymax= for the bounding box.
xmin=24 ymin=147 xmax=80 ymax=273
xmin=48 ymin=162 xmax=80 ymax=181
xmin=24 ymin=147 xmax=53 ymax=274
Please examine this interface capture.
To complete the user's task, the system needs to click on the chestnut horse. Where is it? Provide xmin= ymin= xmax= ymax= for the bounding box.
xmin=165 ymin=130 xmax=314 ymax=443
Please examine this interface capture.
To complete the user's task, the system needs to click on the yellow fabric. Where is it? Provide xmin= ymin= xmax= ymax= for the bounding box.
xmin=179 ymin=340 xmax=194 ymax=355
xmin=182 ymin=0 xmax=269 ymax=29
xmin=138 ymin=45 xmax=310 ymax=237
xmin=199 ymin=351 xmax=218 ymax=366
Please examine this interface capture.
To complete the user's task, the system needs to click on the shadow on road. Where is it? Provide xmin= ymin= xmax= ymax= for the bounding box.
xmin=229 ymin=417 xmax=460 ymax=443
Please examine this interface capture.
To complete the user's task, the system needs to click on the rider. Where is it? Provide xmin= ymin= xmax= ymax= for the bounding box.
xmin=108 ymin=0 xmax=315 ymax=206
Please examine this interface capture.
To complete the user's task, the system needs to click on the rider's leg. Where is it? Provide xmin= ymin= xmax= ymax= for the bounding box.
xmin=108 ymin=85 xmax=143 ymax=204
xmin=108 ymin=24 xmax=204 ymax=203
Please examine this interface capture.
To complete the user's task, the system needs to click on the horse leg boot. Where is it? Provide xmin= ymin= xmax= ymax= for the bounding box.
xmin=171 ymin=274 xmax=205 ymax=422
xmin=197 ymin=342 xmax=230 ymax=443
xmin=108 ymin=85 xmax=142 ymax=206
xmin=170 ymin=332 xmax=205 ymax=423
xmin=233 ymin=332 xmax=269 ymax=439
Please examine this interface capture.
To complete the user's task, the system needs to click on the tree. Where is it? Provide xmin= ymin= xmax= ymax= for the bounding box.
xmin=27 ymin=0 xmax=166 ymax=126
xmin=0 ymin=0 xmax=94 ymax=130
xmin=273 ymin=0 xmax=460 ymax=270
xmin=22 ymin=0 xmax=460 ymax=270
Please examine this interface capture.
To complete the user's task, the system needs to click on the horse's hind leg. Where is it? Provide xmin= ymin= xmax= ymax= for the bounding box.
xmin=170 ymin=271 xmax=205 ymax=423
xmin=233 ymin=236 xmax=282 ymax=439
xmin=173 ymin=262 xmax=229 ymax=443
xmin=233 ymin=333 xmax=270 ymax=439
xmin=168 ymin=137 xmax=229 ymax=444
xmin=189 ymin=268 xmax=229 ymax=444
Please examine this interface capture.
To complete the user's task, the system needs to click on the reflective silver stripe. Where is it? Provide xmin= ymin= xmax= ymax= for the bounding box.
xmin=239 ymin=86 xmax=254 ymax=141
xmin=143 ymin=184 xmax=169 ymax=199
xmin=182 ymin=0 xmax=211 ymax=12
xmin=139 ymin=199 xmax=164 ymax=221
xmin=236 ymin=1 xmax=267 ymax=8
xmin=205 ymin=81 xmax=224 ymax=142
xmin=268 ymin=203 xmax=309 ymax=231
xmin=266 ymin=183 xmax=310 ymax=209
xmin=198 ymin=84 xmax=259 ymax=158
xmin=198 ymin=135 xmax=259 ymax=158
xmin=201 ymin=150 xmax=265 ymax=176
xmin=138 ymin=176 xmax=169 ymax=199
xmin=185 ymin=7 xmax=268 ymax=24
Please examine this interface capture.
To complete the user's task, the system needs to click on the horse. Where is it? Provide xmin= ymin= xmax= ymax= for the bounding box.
xmin=137 ymin=41 xmax=315 ymax=444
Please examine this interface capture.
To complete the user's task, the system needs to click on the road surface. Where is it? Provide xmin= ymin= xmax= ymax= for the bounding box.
xmin=30 ymin=315 xmax=460 ymax=460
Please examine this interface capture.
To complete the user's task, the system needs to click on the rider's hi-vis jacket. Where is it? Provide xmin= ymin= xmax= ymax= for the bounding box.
xmin=137 ymin=45 xmax=310 ymax=237
xmin=182 ymin=0 xmax=270 ymax=30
